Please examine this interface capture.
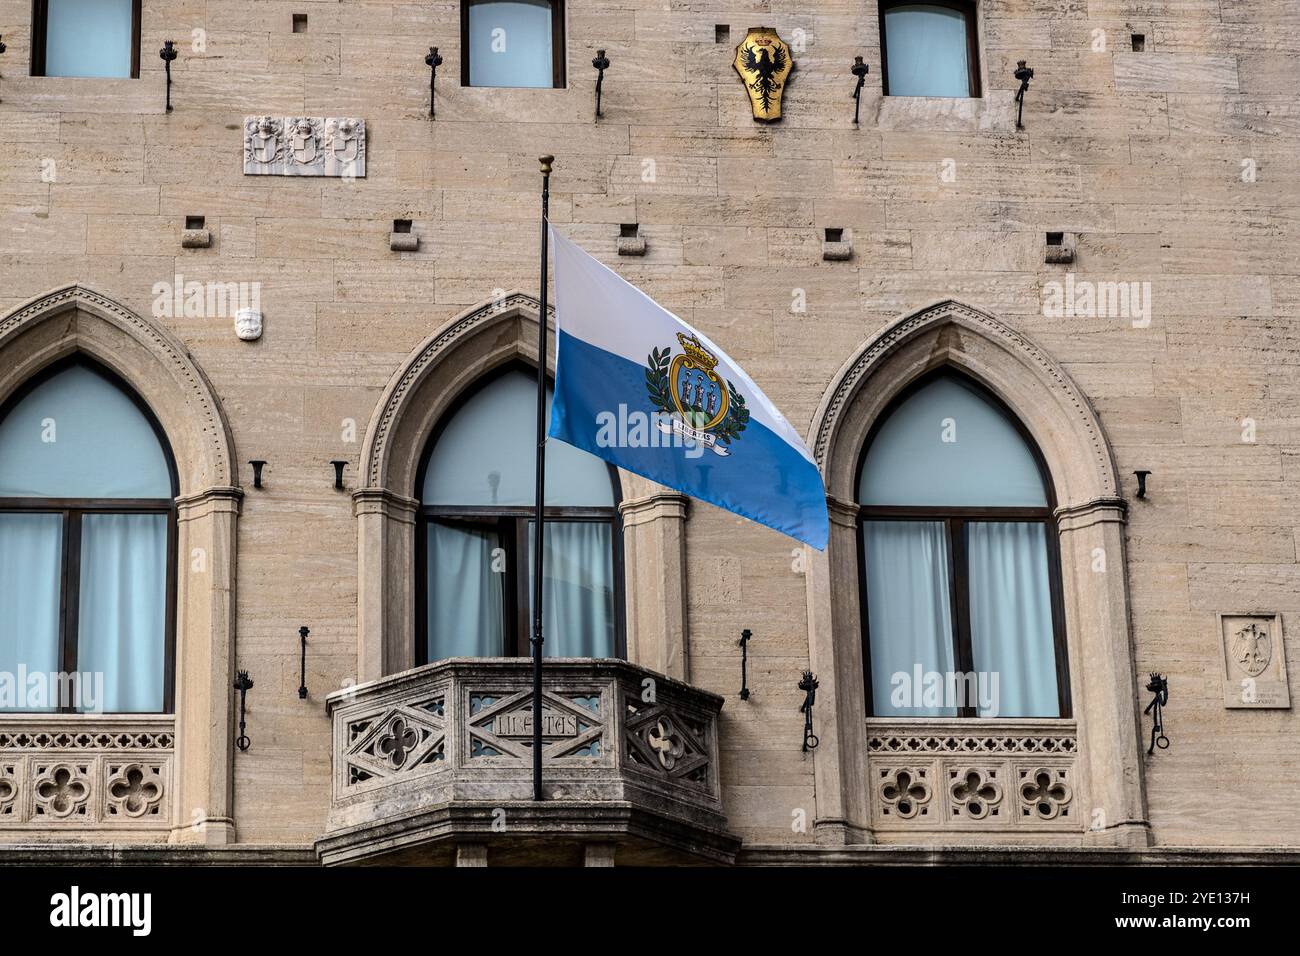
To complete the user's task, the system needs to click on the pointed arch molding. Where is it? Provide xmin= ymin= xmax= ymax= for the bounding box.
xmin=811 ymin=299 xmax=1119 ymax=505
xmin=355 ymin=293 xmax=689 ymax=684
xmin=0 ymin=284 xmax=237 ymax=494
xmin=363 ymin=292 xmax=552 ymax=494
xmin=0 ymin=286 xmax=241 ymax=847
xmin=803 ymin=300 xmax=1150 ymax=849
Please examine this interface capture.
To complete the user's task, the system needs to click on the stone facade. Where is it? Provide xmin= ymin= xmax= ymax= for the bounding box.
xmin=0 ymin=0 xmax=1297 ymax=863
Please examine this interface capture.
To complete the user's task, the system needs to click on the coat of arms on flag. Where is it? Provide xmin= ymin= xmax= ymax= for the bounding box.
xmin=645 ymin=333 xmax=750 ymax=456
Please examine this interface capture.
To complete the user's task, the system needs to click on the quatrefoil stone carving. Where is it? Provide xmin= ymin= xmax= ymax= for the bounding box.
xmin=647 ymin=719 xmax=685 ymax=770
xmin=1020 ymin=768 xmax=1072 ymax=820
xmin=376 ymin=717 xmax=419 ymax=770
xmin=108 ymin=765 xmax=163 ymax=817
xmin=880 ymin=768 xmax=931 ymax=819
xmin=949 ymin=768 xmax=1002 ymax=820
xmin=35 ymin=766 xmax=89 ymax=817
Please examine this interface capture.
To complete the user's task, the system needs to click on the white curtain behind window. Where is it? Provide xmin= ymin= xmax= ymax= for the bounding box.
xmin=863 ymin=520 xmax=956 ymax=717
xmin=77 ymin=513 xmax=167 ymax=712
xmin=884 ymin=4 xmax=973 ymax=97
xmin=467 ymin=0 xmax=555 ymax=88
xmin=427 ymin=523 xmax=505 ymax=659
xmin=45 ymin=0 xmax=135 ymax=78
xmin=967 ymin=522 xmax=1058 ymax=717
xmin=529 ymin=521 xmax=614 ymax=658
xmin=0 ymin=514 xmax=63 ymax=712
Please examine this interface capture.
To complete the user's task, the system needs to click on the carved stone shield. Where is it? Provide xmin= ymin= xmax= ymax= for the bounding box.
xmin=1231 ymin=622 xmax=1272 ymax=677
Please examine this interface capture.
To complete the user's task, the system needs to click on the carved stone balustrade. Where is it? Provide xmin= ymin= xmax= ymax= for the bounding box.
xmin=315 ymin=659 xmax=739 ymax=865
xmin=0 ymin=715 xmax=174 ymax=837
xmin=867 ymin=718 xmax=1080 ymax=837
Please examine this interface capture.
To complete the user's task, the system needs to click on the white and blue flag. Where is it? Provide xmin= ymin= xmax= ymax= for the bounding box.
xmin=548 ymin=228 xmax=829 ymax=550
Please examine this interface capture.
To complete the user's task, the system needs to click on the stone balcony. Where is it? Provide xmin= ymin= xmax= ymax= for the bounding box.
xmin=315 ymin=658 xmax=740 ymax=866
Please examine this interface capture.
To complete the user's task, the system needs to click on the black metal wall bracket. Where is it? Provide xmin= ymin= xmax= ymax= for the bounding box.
xmin=738 ymin=629 xmax=752 ymax=700
xmin=234 ymin=670 xmax=254 ymax=751
xmin=160 ymin=40 xmax=178 ymax=112
xmin=331 ymin=460 xmax=347 ymax=490
xmin=1143 ymin=672 xmax=1169 ymax=755
xmin=297 ymin=626 xmax=309 ymax=699
xmin=1014 ymin=60 xmax=1034 ymax=129
xmin=798 ymin=671 xmax=819 ymax=752
xmin=249 ymin=460 xmax=266 ymax=489
xmin=851 ymin=56 xmax=869 ymax=125
xmin=1134 ymin=469 xmax=1151 ymax=498
xmin=425 ymin=47 xmax=443 ymax=118
xmin=592 ymin=49 xmax=610 ymax=118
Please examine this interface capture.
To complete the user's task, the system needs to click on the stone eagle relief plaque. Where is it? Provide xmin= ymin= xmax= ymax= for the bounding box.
xmin=1218 ymin=613 xmax=1291 ymax=708
xmin=733 ymin=27 xmax=794 ymax=122
xmin=243 ymin=116 xmax=366 ymax=177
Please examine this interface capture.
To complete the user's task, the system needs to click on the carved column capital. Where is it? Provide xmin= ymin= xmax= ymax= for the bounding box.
xmin=1055 ymin=496 xmax=1128 ymax=533
xmin=176 ymin=485 xmax=244 ymax=520
xmin=618 ymin=492 xmax=688 ymax=526
xmin=827 ymin=494 xmax=859 ymax=528
xmin=352 ymin=487 xmax=419 ymax=523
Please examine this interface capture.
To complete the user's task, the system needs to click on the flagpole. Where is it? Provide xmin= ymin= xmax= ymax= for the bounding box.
xmin=531 ymin=155 xmax=554 ymax=802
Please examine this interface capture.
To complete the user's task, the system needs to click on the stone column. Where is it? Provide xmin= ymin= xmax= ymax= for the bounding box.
xmin=1055 ymin=497 xmax=1152 ymax=847
xmin=619 ymin=493 xmax=690 ymax=681
xmin=806 ymin=496 xmax=872 ymax=845
xmin=171 ymin=486 xmax=242 ymax=845
xmin=355 ymin=488 xmax=419 ymax=683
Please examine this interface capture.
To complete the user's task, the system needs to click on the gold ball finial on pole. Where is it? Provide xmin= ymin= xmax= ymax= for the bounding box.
xmin=539 ymin=155 xmax=555 ymax=175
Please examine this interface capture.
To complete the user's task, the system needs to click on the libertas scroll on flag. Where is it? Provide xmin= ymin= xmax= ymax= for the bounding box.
xmin=547 ymin=227 xmax=829 ymax=550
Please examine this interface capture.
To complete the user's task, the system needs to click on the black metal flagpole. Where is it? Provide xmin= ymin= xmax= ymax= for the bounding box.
xmin=531 ymin=155 xmax=554 ymax=801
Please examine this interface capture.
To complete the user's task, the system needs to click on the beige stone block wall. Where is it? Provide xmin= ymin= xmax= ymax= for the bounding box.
xmin=0 ymin=0 xmax=1297 ymax=851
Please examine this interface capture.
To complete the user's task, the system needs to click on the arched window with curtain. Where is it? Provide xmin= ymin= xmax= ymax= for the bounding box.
xmin=0 ymin=359 xmax=177 ymax=713
xmin=857 ymin=372 xmax=1068 ymax=719
xmin=416 ymin=366 xmax=621 ymax=663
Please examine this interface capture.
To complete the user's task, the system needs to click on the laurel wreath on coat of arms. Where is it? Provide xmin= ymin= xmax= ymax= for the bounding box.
xmin=645 ymin=345 xmax=750 ymax=447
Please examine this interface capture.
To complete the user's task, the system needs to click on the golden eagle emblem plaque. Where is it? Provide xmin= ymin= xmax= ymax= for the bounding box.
xmin=733 ymin=27 xmax=794 ymax=122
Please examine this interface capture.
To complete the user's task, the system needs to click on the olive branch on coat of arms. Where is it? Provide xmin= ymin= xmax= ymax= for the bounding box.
xmin=645 ymin=346 xmax=750 ymax=447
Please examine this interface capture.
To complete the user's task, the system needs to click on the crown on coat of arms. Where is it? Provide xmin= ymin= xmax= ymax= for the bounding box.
xmin=677 ymin=333 xmax=718 ymax=372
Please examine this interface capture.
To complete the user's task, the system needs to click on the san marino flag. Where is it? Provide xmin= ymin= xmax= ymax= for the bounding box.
xmin=548 ymin=227 xmax=829 ymax=550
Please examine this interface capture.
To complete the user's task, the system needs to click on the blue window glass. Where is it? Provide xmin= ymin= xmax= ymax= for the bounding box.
xmin=42 ymin=0 xmax=137 ymax=79
xmin=465 ymin=0 xmax=561 ymax=88
xmin=0 ymin=362 xmax=173 ymax=713
xmin=882 ymin=2 xmax=979 ymax=97
xmin=420 ymin=369 xmax=617 ymax=662
xmin=859 ymin=374 xmax=1064 ymax=719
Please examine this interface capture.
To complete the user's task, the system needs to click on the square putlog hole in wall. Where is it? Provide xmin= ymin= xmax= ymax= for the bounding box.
xmin=715 ymin=25 xmax=730 ymax=44
xmin=1131 ymin=34 xmax=1145 ymax=52
xmin=390 ymin=219 xmax=418 ymax=252
xmin=617 ymin=223 xmax=646 ymax=256
xmin=1045 ymin=231 xmax=1076 ymax=264
xmin=182 ymin=215 xmax=211 ymax=249
xmin=822 ymin=228 xmax=852 ymax=261
xmin=293 ymin=14 xmax=308 ymax=33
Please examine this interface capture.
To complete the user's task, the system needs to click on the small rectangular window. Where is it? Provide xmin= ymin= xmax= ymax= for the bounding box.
xmin=462 ymin=0 xmax=565 ymax=89
xmin=32 ymin=0 xmax=141 ymax=78
xmin=879 ymin=0 xmax=981 ymax=98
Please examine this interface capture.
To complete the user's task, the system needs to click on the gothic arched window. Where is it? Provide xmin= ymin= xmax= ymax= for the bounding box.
xmin=0 ymin=359 xmax=176 ymax=713
xmin=857 ymin=372 xmax=1068 ymax=718
xmin=416 ymin=366 xmax=621 ymax=662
